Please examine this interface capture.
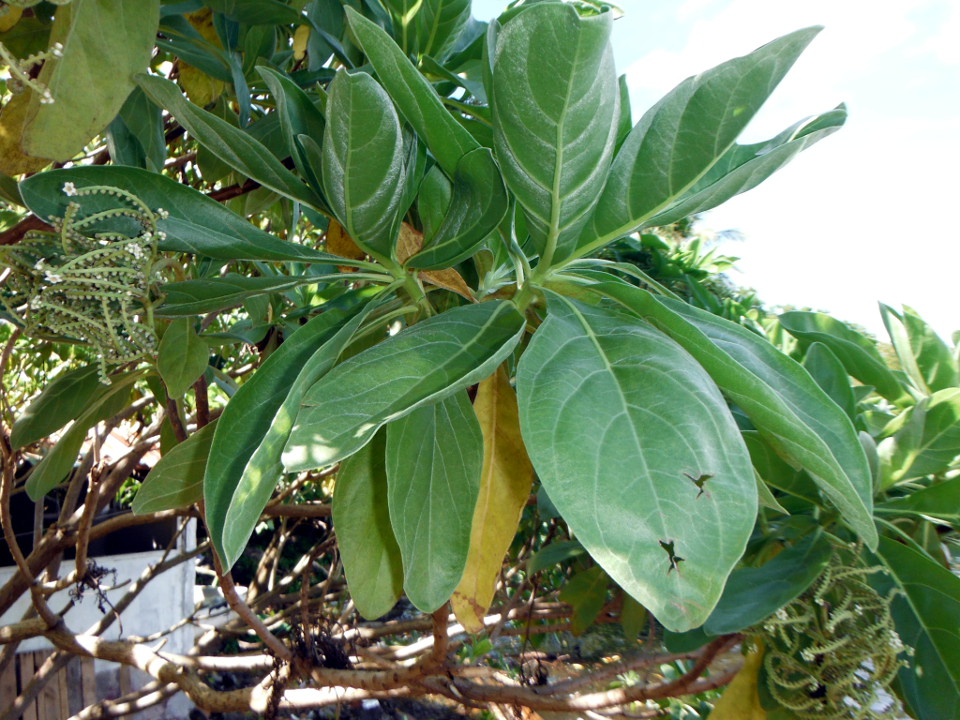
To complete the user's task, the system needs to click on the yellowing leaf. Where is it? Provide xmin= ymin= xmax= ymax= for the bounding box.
xmin=0 ymin=6 xmax=23 ymax=33
xmin=21 ymin=0 xmax=161 ymax=160
xmin=326 ymin=218 xmax=366 ymax=271
xmin=178 ymin=9 xmax=224 ymax=106
xmin=452 ymin=366 xmax=534 ymax=632
xmin=293 ymin=24 xmax=310 ymax=61
xmin=709 ymin=644 xmax=767 ymax=720
xmin=0 ymin=93 xmax=51 ymax=175
xmin=397 ymin=223 xmax=474 ymax=301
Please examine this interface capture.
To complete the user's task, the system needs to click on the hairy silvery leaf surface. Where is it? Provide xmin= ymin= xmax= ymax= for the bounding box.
xmin=322 ymin=70 xmax=406 ymax=261
xmin=491 ymin=2 xmax=619 ymax=266
xmin=517 ymin=295 xmax=756 ymax=631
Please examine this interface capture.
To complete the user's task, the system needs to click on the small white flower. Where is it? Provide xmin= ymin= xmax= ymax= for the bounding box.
xmin=40 ymin=89 xmax=55 ymax=105
xmin=156 ymin=207 xmax=169 ymax=219
xmin=127 ymin=243 xmax=145 ymax=260
xmin=62 ymin=182 xmax=78 ymax=196
xmin=44 ymin=271 xmax=63 ymax=284
xmin=51 ymin=43 xmax=64 ymax=58
xmin=34 ymin=259 xmax=46 ymax=271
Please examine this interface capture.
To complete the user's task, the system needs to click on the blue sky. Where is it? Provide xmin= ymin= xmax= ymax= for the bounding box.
xmin=471 ymin=0 xmax=960 ymax=340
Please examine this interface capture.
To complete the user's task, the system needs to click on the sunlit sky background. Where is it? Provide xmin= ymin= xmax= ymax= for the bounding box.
xmin=471 ymin=0 xmax=960 ymax=341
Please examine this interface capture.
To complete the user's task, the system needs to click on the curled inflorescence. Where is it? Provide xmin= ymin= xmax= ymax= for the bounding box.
xmin=754 ymin=549 xmax=910 ymax=719
xmin=0 ymin=184 xmax=166 ymax=382
xmin=0 ymin=40 xmax=64 ymax=104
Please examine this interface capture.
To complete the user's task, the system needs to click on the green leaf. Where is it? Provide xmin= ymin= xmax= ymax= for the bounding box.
xmin=491 ymin=2 xmax=618 ymax=266
xmin=516 ymin=295 xmax=757 ymax=631
xmin=883 ymin=389 xmax=960 ymax=483
xmin=620 ymin=592 xmax=647 ymax=641
xmin=583 ymin=27 xmax=821 ymax=252
xmin=157 ymin=273 xmax=365 ymax=316
xmin=283 ymin=300 xmax=526 ymax=472
xmin=637 ymin=106 xmax=846 ymax=230
xmin=206 ymin=305 xmax=371 ymax=570
xmin=386 ymin=391 xmax=483 ymax=612
xmin=11 ymin=364 xmax=101 ymax=448
xmin=21 ymin=0 xmax=160 ymax=161
xmin=586 ymin=277 xmax=877 ymax=548
xmin=704 ymin=531 xmax=833 ymax=635
xmin=742 ymin=431 xmax=820 ymax=505
xmin=136 ymin=74 xmax=324 ymax=209
xmin=527 ymin=540 xmax=586 ymax=574
xmin=559 ymin=565 xmax=609 ymax=635
xmin=18 ymin=167 xmax=345 ymax=264
xmin=205 ymin=0 xmax=301 ymax=25
xmin=779 ymin=311 xmax=910 ymax=405
xmin=881 ymin=304 xmax=959 ymax=395
xmin=344 ymin=7 xmax=478 ymax=175
xmin=406 ymin=147 xmax=509 ymax=270
xmin=132 ymin=420 xmax=217 ymax=514
xmin=803 ymin=341 xmax=857 ymax=422
xmin=107 ymin=86 xmax=166 ymax=171
xmin=322 ymin=69 xmax=406 ymax=260
xmin=157 ymin=318 xmax=209 ymax=399
xmin=877 ymin=476 xmax=960 ymax=524
xmin=257 ymin=67 xmax=327 ymax=197
xmin=418 ymin=0 xmax=471 ymax=59
xmin=334 ymin=429 xmax=404 ymax=620
xmin=26 ymin=373 xmax=139 ymax=500
xmin=873 ymin=537 xmax=960 ymax=720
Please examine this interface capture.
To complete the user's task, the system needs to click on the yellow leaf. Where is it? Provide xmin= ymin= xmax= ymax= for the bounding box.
xmin=452 ymin=366 xmax=534 ymax=632
xmin=293 ymin=24 xmax=310 ymax=61
xmin=0 ymin=6 xmax=23 ymax=33
xmin=178 ymin=9 xmax=224 ymax=106
xmin=709 ymin=644 xmax=767 ymax=720
xmin=0 ymin=93 xmax=52 ymax=176
xmin=397 ymin=223 xmax=474 ymax=301
xmin=326 ymin=218 xmax=365 ymax=271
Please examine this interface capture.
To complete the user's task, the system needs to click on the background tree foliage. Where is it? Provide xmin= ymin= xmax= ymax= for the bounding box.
xmin=0 ymin=0 xmax=958 ymax=718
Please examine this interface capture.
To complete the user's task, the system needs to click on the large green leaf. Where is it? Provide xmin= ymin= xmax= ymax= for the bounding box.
xmin=283 ymin=300 xmax=526 ymax=472
xmin=582 ymin=28 xmax=820 ymax=253
xmin=877 ymin=476 xmax=960 ymax=524
xmin=157 ymin=318 xmax=209 ymax=399
xmin=386 ymin=391 xmax=483 ymax=612
xmin=18 ymin=167 xmax=346 ymax=264
xmin=802 ymin=341 xmax=857 ymax=422
xmin=882 ymin=389 xmax=960 ymax=483
xmin=881 ymin=304 xmax=958 ymax=395
xmin=873 ymin=537 xmax=960 ymax=720
xmin=25 ymin=372 xmax=140 ymax=500
xmin=257 ymin=67 xmax=327 ymax=199
xmin=20 ymin=0 xmax=160 ymax=161
xmin=333 ymin=430 xmax=404 ymax=620
xmin=516 ymin=295 xmax=756 ymax=631
xmin=491 ymin=2 xmax=618 ymax=266
xmin=580 ymin=276 xmax=877 ymax=548
xmin=11 ymin=364 xmax=101 ymax=448
xmin=779 ymin=311 xmax=910 ymax=405
xmin=344 ymin=7 xmax=478 ymax=175
xmin=419 ymin=0 xmax=471 ymax=59
xmin=136 ymin=74 xmax=323 ymax=209
xmin=156 ymin=273 xmax=379 ymax=316
xmin=322 ymin=69 xmax=406 ymax=261
xmin=704 ymin=531 xmax=833 ymax=635
xmin=406 ymin=148 xmax=509 ymax=270
xmin=637 ymin=105 xmax=846 ymax=230
xmin=205 ymin=305 xmax=371 ymax=569
xmin=131 ymin=420 xmax=217 ymax=514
